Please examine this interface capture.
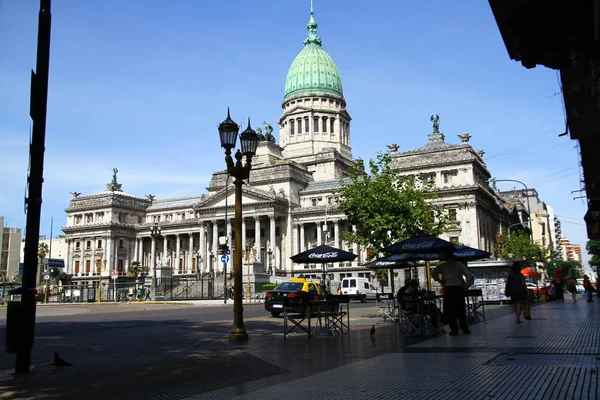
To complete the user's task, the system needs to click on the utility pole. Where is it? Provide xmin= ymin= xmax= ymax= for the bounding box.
xmin=7 ymin=0 xmax=52 ymax=374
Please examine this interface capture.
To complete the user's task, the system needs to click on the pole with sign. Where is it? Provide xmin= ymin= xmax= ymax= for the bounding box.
xmin=221 ymin=254 xmax=230 ymax=303
xmin=110 ymin=270 xmax=118 ymax=302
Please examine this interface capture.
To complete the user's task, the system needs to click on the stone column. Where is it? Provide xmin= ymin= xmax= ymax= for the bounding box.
xmin=79 ymin=240 xmax=84 ymax=276
xmin=199 ymin=223 xmax=206 ymax=271
xmin=211 ymin=220 xmax=218 ymax=270
xmin=254 ymin=216 xmax=261 ymax=262
xmin=163 ymin=235 xmax=168 ymax=267
xmin=150 ymin=237 xmax=156 ymax=277
xmin=174 ymin=234 xmax=180 ymax=274
xmin=300 ymin=223 xmax=305 ymax=252
xmin=334 ymin=220 xmax=340 ymax=249
xmin=134 ymin=238 xmax=139 ymax=263
xmin=317 ymin=222 xmax=322 ymax=246
xmin=113 ymin=236 xmax=119 ymax=274
xmin=187 ymin=233 xmax=193 ymax=274
xmin=91 ymin=237 xmax=96 ymax=276
xmin=65 ymin=239 xmax=71 ymax=274
xmin=269 ymin=215 xmax=276 ymax=268
xmin=242 ymin=218 xmax=247 ymax=249
xmin=293 ymin=223 xmax=299 ymax=257
xmin=105 ymin=236 xmax=112 ymax=275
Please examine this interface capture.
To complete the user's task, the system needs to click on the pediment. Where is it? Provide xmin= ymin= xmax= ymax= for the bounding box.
xmin=193 ymin=184 xmax=281 ymax=210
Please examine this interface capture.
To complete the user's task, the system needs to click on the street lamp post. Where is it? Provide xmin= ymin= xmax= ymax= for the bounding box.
xmin=489 ymin=178 xmax=533 ymax=243
xmin=218 ymin=108 xmax=259 ymax=341
xmin=150 ymin=222 xmax=162 ymax=300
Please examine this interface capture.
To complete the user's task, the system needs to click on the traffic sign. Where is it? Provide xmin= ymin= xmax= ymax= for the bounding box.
xmin=221 ymin=254 xmax=230 ymax=263
xmin=44 ymin=274 xmax=50 ymax=281
xmin=110 ymin=269 xmax=119 ymax=280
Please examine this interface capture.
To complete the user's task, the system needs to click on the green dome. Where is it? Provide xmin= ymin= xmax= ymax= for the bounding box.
xmin=284 ymin=8 xmax=344 ymax=101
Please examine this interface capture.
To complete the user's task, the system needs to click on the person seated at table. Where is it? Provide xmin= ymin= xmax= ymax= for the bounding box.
xmin=397 ymin=278 xmax=412 ymax=310
xmin=403 ymin=280 xmax=442 ymax=324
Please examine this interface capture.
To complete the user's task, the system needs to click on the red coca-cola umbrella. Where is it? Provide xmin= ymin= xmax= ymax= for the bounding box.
xmin=521 ymin=267 xmax=540 ymax=277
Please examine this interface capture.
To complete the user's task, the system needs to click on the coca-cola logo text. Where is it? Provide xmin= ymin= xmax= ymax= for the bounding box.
xmin=309 ymin=252 xmax=338 ymax=259
xmin=376 ymin=261 xmax=395 ymax=266
xmin=402 ymin=241 xmax=435 ymax=250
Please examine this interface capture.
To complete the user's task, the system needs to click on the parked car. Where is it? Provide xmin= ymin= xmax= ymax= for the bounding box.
xmin=526 ymin=283 xmax=539 ymax=290
xmin=264 ymin=278 xmax=324 ymax=317
xmin=341 ymin=277 xmax=378 ymax=302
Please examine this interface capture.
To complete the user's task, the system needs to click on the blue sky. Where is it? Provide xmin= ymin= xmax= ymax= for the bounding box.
xmin=0 ymin=0 xmax=591 ymax=264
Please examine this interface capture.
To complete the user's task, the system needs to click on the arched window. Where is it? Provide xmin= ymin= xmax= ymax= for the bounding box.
xmin=304 ymin=117 xmax=309 ymax=133
xmin=322 ymin=117 xmax=327 ymax=133
xmin=297 ymin=119 xmax=302 ymax=134
xmin=330 ymin=118 xmax=335 ymax=134
xmin=290 ymin=120 xmax=295 ymax=135
xmin=313 ymin=117 xmax=319 ymax=132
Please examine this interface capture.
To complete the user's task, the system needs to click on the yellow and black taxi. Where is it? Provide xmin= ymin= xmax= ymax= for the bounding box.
xmin=264 ymin=278 xmax=324 ymax=317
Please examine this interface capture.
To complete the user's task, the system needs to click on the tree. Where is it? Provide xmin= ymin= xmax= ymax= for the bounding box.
xmin=586 ymin=240 xmax=600 ymax=266
xmin=495 ymin=231 xmax=549 ymax=264
xmin=335 ymin=152 xmax=449 ymax=281
xmin=38 ymin=242 xmax=49 ymax=262
xmin=57 ymin=272 xmax=73 ymax=286
xmin=336 ymin=152 xmax=448 ymax=255
xmin=546 ymin=260 xmax=584 ymax=280
xmin=49 ymin=267 xmax=61 ymax=285
xmin=128 ymin=262 xmax=142 ymax=277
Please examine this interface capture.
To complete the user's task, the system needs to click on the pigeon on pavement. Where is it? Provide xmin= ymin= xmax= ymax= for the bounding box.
xmin=370 ymin=325 xmax=376 ymax=338
xmin=53 ymin=352 xmax=73 ymax=369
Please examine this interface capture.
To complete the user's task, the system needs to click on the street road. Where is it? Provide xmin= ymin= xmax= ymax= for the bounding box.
xmin=0 ymin=301 xmax=377 ymax=371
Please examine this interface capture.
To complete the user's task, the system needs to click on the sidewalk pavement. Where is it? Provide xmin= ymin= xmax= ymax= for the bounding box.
xmin=0 ymin=298 xmax=598 ymax=400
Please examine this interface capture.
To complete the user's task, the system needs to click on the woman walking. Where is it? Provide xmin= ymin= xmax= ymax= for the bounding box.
xmin=505 ymin=262 xmax=527 ymax=324
xmin=583 ymin=275 xmax=595 ymax=303
xmin=567 ymin=277 xmax=578 ymax=302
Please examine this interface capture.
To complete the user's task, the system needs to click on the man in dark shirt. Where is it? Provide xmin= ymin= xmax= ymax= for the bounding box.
xmin=397 ymin=278 xmax=412 ymax=310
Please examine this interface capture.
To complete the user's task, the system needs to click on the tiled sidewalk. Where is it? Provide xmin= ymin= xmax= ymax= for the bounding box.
xmin=191 ymin=299 xmax=599 ymax=400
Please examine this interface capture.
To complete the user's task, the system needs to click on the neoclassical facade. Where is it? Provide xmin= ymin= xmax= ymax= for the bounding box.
xmin=60 ymin=5 xmax=523 ymax=291
xmin=389 ymin=128 xmax=522 ymax=254
xmin=61 ymin=6 xmax=366 ymax=287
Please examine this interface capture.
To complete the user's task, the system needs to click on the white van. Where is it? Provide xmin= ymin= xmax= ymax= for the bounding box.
xmin=341 ymin=277 xmax=378 ymax=302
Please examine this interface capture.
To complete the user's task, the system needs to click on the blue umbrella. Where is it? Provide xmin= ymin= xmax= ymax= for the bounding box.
xmin=390 ymin=245 xmax=491 ymax=262
xmin=364 ymin=254 xmax=416 ymax=269
xmin=382 ymin=233 xmax=455 ymax=254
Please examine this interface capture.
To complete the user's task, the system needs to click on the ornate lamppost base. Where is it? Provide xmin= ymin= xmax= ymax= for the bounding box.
xmin=229 ymin=329 xmax=249 ymax=341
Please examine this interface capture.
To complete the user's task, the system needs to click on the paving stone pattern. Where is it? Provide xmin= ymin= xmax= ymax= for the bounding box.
xmin=191 ymin=300 xmax=599 ymax=399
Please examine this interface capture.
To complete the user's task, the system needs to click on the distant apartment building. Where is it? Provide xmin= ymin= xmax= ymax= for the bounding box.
xmin=0 ymin=216 xmax=23 ymax=281
xmin=559 ymin=238 xmax=582 ymax=262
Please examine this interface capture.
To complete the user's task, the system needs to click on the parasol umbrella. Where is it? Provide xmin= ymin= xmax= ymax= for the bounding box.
xmin=363 ymin=254 xmax=416 ymax=270
xmin=290 ymin=245 xmax=357 ymax=290
xmin=521 ymin=267 xmax=540 ymax=277
xmin=382 ymin=233 xmax=455 ymax=254
xmin=388 ymin=245 xmax=491 ymax=262
xmin=383 ymin=237 xmax=490 ymax=290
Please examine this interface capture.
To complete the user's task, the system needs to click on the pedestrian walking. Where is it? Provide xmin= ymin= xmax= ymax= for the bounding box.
xmin=127 ymin=287 xmax=134 ymax=302
xmin=136 ymin=288 xmax=142 ymax=301
xmin=567 ymin=277 xmax=577 ymax=302
xmin=552 ymin=279 xmax=565 ymax=302
xmin=145 ymin=287 xmax=151 ymax=301
xmin=583 ymin=275 xmax=595 ymax=303
xmin=505 ymin=262 xmax=527 ymax=323
xmin=431 ymin=251 xmax=474 ymax=336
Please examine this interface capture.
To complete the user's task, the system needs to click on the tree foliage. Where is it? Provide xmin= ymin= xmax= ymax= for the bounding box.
xmin=38 ymin=242 xmax=49 ymax=260
xmin=546 ymin=260 xmax=584 ymax=280
xmin=334 ymin=152 xmax=449 ymax=259
xmin=586 ymin=240 xmax=600 ymax=266
xmin=495 ymin=230 xmax=549 ymax=264
xmin=128 ymin=261 xmax=142 ymax=277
